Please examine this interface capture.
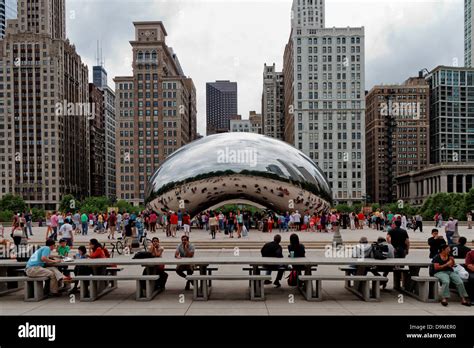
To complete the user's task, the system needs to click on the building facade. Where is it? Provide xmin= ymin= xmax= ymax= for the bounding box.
xmin=262 ymin=63 xmax=285 ymax=139
xmin=206 ymin=80 xmax=238 ymax=135
xmin=230 ymin=111 xmax=263 ymax=134
xmin=0 ymin=0 xmax=16 ymax=39
xmin=397 ymin=163 xmax=474 ymax=205
xmin=114 ymin=22 xmax=197 ymax=206
xmin=365 ymin=76 xmax=430 ymax=204
xmin=0 ymin=0 xmax=90 ymax=210
xmin=93 ymin=65 xmax=116 ymax=200
xmin=283 ymin=30 xmax=295 ymax=145
xmin=466 ymin=0 xmax=473 ymax=67
xmin=89 ymin=83 xmax=106 ymax=197
xmin=286 ymin=0 xmax=366 ymax=204
xmin=427 ymin=66 xmax=474 ymax=164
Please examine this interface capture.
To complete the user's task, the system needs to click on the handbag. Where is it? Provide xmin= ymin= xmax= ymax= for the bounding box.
xmin=453 ymin=264 xmax=469 ymax=280
xmin=12 ymin=228 xmax=24 ymax=238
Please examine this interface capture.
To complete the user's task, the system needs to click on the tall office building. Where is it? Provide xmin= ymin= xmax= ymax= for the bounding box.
xmin=283 ymin=30 xmax=295 ymax=145
xmin=0 ymin=0 xmax=16 ymax=39
xmin=365 ymin=77 xmax=430 ymax=204
xmin=114 ymin=21 xmax=197 ymax=206
xmin=285 ymin=0 xmax=366 ymax=204
xmin=466 ymin=0 xmax=474 ymax=67
xmin=89 ymin=83 xmax=106 ymax=197
xmin=262 ymin=63 xmax=285 ymax=140
xmin=93 ymin=64 xmax=116 ymax=200
xmin=206 ymin=80 xmax=238 ymax=134
xmin=427 ymin=66 xmax=474 ymax=164
xmin=0 ymin=0 xmax=89 ymax=209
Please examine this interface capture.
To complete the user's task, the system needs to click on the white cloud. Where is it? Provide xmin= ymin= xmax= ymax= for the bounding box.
xmin=66 ymin=0 xmax=464 ymax=135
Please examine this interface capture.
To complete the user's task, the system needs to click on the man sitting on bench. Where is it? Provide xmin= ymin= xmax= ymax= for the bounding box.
xmin=261 ymin=234 xmax=284 ymax=288
xmin=465 ymin=249 xmax=474 ymax=302
xmin=175 ymin=235 xmax=195 ymax=291
xmin=25 ymin=239 xmax=64 ymax=297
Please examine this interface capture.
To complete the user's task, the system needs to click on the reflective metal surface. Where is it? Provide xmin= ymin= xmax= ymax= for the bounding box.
xmin=146 ymin=133 xmax=332 ymax=216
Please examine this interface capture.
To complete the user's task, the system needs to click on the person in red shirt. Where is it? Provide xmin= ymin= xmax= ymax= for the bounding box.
xmin=169 ymin=212 xmax=179 ymax=238
xmin=89 ymin=239 xmax=106 ymax=259
xmin=149 ymin=212 xmax=158 ymax=233
xmin=107 ymin=212 xmax=117 ymax=240
xmin=357 ymin=212 xmax=365 ymax=230
xmin=466 ymin=250 xmax=474 ymax=301
xmin=182 ymin=212 xmax=191 ymax=237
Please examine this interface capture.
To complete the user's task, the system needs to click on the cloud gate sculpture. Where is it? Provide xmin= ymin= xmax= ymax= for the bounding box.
xmin=145 ymin=133 xmax=332 ymax=216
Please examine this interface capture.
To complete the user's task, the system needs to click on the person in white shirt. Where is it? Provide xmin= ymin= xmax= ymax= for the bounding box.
xmin=293 ymin=211 xmax=301 ymax=231
xmin=59 ymin=218 xmax=74 ymax=247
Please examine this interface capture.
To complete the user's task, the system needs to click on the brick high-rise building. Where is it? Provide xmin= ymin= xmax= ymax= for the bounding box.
xmin=0 ymin=0 xmax=90 ymax=209
xmin=206 ymin=80 xmax=238 ymax=135
xmin=262 ymin=63 xmax=285 ymax=140
xmin=284 ymin=0 xmax=366 ymax=204
xmin=114 ymin=21 xmax=197 ymax=206
xmin=365 ymin=77 xmax=430 ymax=204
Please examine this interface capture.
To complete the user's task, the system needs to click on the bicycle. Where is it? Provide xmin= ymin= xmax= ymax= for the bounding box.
xmin=111 ymin=230 xmax=152 ymax=256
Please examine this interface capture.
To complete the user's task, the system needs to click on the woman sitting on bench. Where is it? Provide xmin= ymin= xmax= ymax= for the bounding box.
xmin=431 ymin=244 xmax=471 ymax=307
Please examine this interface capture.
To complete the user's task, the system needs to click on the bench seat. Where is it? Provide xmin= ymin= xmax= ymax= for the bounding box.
xmin=73 ymin=275 xmax=160 ymax=302
xmin=0 ymin=276 xmax=49 ymax=302
xmin=298 ymin=275 xmax=388 ymax=302
xmin=186 ymin=274 xmax=271 ymax=301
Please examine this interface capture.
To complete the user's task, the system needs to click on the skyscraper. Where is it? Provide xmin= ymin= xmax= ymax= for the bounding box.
xmin=89 ymin=83 xmax=106 ymax=197
xmin=93 ymin=64 xmax=117 ymax=201
xmin=114 ymin=22 xmax=197 ymax=206
xmin=465 ymin=0 xmax=473 ymax=67
xmin=365 ymin=76 xmax=430 ymax=204
xmin=262 ymin=63 xmax=285 ymax=140
xmin=427 ymin=66 xmax=474 ymax=163
xmin=206 ymin=80 xmax=238 ymax=135
xmin=0 ymin=0 xmax=89 ymax=209
xmin=285 ymin=0 xmax=366 ymax=204
xmin=0 ymin=0 xmax=16 ymax=39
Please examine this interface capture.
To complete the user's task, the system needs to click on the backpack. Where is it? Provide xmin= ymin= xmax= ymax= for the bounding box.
xmin=287 ymin=270 xmax=298 ymax=287
xmin=132 ymin=251 xmax=153 ymax=259
xmin=371 ymin=242 xmax=389 ymax=260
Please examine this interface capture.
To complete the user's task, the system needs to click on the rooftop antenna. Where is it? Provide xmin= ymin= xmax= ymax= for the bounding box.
xmin=96 ymin=40 xmax=100 ymax=66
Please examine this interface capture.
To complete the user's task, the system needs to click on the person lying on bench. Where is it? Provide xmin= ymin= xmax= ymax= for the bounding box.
xmin=25 ymin=239 xmax=64 ymax=297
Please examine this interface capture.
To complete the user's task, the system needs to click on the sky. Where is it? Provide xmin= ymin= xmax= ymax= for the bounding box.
xmin=66 ymin=0 xmax=464 ymax=135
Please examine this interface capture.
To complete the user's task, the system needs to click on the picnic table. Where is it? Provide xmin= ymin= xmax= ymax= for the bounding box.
xmin=0 ymin=256 xmax=433 ymax=301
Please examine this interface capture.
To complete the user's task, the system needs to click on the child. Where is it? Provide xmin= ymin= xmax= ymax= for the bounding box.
xmin=69 ymin=246 xmax=89 ymax=295
xmin=57 ymin=239 xmax=71 ymax=280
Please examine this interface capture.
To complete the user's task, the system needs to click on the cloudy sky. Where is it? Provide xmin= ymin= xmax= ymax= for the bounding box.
xmin=66 ymin=0 xmax=464 ymax=135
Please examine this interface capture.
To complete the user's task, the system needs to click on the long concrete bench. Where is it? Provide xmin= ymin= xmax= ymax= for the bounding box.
xmin=299 ymin=275 xmax=388 ymax=302
xmin=410 ymin=276 xmax=439 ymax=303
xmin=0 ymin=276 xmax=49 ymax=302
xmin=73 ymin=275 xmax=160 ymax=302
xmin=186 ymin=274 xmax=272 ymax=301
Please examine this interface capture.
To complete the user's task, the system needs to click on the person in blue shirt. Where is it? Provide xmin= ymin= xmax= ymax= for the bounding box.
xmin=25 ymin=239 xmax=64 ymax=296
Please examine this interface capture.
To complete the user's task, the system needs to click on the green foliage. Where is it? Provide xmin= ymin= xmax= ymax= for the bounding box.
xmin=31 ymin=208 xmax=46 ymax=222
xmin=115 ymin=200 xmax=143 ymax=215
xmin=0 ymin=209 xmax=13 ymax=223
xmin=79 ymin=197 xmax=111 ymax=214
xmin=59 ymin=194 xmax=80 ymax=213
xmin=335 ymin=204 xmax=352 ymax=213
xmin=0 ymin=194 xmax=26 ymax=213
xmin=420 ymin=192 xmax=468 ymax=220
xmin=371 ymin=203 xmax=381 ymax=211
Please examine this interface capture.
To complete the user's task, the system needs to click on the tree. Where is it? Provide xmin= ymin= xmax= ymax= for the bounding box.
xmin=59 ymin=194 xmax=79 ymax=213
xmin=0 ymin=194 xmax=26 ymax=213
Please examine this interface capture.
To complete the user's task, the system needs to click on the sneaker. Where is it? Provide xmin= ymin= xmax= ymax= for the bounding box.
xmin=264 ymin=280 xmax=272 ymax=285
xmin=274 ymin=281 xmax=281 ymax=288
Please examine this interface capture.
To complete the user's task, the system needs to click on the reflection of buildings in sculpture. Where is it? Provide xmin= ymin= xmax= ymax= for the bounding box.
xmin=146 ymin=133 xmax=332 ymax=216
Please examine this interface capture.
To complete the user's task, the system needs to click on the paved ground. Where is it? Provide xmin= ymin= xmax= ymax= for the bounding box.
xmin=1 ymin=249 xmax=473 ymax=316
xmin=18 ymin=224 xmax=474 ymax=245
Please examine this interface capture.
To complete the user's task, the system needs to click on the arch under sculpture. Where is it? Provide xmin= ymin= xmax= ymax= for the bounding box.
xmin=145 ymin=133 xmax=332 ymax=217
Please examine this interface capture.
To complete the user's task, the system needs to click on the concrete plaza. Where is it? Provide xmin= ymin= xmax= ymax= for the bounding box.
xmin=0 ymin=248 xmax=473 ymax=316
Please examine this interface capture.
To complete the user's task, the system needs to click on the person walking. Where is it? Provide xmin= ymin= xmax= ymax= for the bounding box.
xmin=80 ymin=212 xmax=88 ymax=236
xmin=50 ymin=212 xmax=59 ymax=241
xmin=445 ymin=217 xmax=458 ymax=245
xmin=107 ymin=211 xmax=117 ymax=240
xmin=467 ymin=212 xmax=473 ymax=230
xmin=209 ymin=212 xmax=218 ymax=240
xmin=430 ymin=244 xmax=471 ymax=307
xmin=24 ymin=210 xmax=33 ymax=237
